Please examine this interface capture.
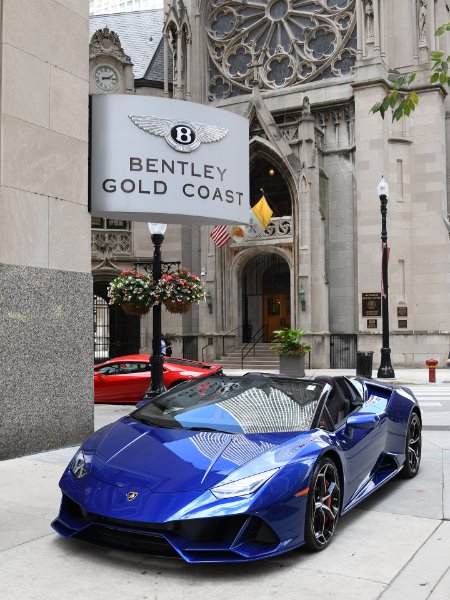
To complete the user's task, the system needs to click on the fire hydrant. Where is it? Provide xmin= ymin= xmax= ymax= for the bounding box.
xmin=426 ymin=359 xmax=439 ymax=383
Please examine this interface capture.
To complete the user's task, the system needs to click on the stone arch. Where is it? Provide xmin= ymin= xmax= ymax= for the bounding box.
xmin=230 ymin=246 xmax=296 ymax=342
xmin=249 ymin=137 xmax=298 ymax=218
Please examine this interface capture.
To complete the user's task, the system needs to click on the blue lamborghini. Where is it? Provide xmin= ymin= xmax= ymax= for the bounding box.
xmin=52 ymin=372 xmax=422 ymax=562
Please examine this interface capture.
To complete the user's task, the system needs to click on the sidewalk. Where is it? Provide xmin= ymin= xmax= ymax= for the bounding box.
xmin=306 ymin=367 xmax=450 ymax=386
xmin=0 ymin=373 xmax=449 ymax=600
xmin=224 ymin=366 xmax=450 ymax=385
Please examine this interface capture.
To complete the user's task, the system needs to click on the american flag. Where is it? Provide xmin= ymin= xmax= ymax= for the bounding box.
xmin=210 ymin=225 xmax=231 ymax=248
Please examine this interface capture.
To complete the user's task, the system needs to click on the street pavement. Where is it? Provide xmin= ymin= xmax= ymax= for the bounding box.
xmin=0 ymin=368 xmax=449 ymax=600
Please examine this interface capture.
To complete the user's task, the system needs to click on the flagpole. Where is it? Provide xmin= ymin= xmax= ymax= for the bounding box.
xmin=258 ymin=188 xmax=279 ymax=217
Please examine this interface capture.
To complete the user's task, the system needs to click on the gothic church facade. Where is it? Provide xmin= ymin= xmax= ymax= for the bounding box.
xmin=90 ymin=0 xmax=450 ymax=369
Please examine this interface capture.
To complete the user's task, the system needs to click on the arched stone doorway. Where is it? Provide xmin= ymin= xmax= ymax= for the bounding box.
xmin=242 ymin=253 xmax=291 ymax=342
xmin=249 ymin=155 xmax=292 ymax=216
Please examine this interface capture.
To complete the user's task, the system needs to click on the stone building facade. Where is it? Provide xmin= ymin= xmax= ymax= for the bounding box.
xmin=0 ymin=0 xmax=92 ymax=459
xmin=90 ymin=0 xmax=450 ymax=370
xmin=2 ymin=1 xmax=449 ymax=459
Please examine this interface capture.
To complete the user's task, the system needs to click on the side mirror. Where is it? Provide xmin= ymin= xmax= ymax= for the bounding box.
xmin=94 ymin=372 xmax=103 ymax=379
xmin=346 ymin=413 xmax=380 ymax=429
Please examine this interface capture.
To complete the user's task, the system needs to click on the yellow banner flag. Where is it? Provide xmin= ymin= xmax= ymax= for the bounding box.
xmin=251 ymin=195 xmax=273 ymax=229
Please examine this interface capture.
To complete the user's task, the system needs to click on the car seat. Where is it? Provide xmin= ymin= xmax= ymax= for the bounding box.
xmin=314 ymin=375 xmax=351 ymax=426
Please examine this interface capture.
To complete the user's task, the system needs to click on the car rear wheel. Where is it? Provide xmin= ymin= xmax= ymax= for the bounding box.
xmin=304 ymin=457 xmax=341 ymax=551
xmin=400 ymin=412 xmax=421 ymax=479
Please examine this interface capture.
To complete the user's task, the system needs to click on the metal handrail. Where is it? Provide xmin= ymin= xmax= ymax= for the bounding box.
xmin=201 ymin=338 xmax=213 ymax=362
xmin=241 ymin=326 xmax=265 ymax=369
xmin=220 ymin=325 xmax=243 ymax=357
xmin=201 ymin=325 xmax=244 ymax=362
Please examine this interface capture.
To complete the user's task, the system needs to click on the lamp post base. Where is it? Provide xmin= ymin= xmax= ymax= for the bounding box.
xmin=144 ymin=388 xmax=166 ymax=399
xmin=143 ymin=353 xmax=166 ymax=398
xmin=377 ymin=347 xmax=395 ymax=379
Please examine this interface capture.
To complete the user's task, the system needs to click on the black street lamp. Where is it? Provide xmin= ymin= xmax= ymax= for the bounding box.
xmin=377 ymin=177 xmax=395 ymax=379
xmin=145 ymin=222 xmax=167 ymax=398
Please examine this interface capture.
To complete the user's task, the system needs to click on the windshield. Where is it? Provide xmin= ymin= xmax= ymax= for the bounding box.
xmin=132 ymin=374 xmax=325 ymax=434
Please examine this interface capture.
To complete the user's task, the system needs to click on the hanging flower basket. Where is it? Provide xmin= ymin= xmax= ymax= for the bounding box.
xmin=121 ymin=302 xmax=151 ymax=317
xmin=163 ymin=298 xmax=192 ymax=314
xmin=157 ymin=268 xmax=206 ymax=314
xmin=108 ymin=270 xmax=159 ymax=316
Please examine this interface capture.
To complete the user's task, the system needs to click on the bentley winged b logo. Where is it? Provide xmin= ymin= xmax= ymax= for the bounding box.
xmin=128 ymin=114 xmax=228 ymax=153
xmin=127 ymin=491 xmax=139 ymax=501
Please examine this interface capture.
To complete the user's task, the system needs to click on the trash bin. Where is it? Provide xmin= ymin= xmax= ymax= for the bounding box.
xmin=356 ymin=351 xmax=373 ymax=378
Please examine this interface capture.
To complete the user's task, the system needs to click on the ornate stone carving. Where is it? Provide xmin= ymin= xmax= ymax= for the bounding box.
xmin=230 ymin=216 xmax=293 ymax=245
xmin=89 ymin=27 xmax=132 ymax=64
xmin=364 ymin=0 xmax=374 ymax=42
xmin=316 ymin=103 xmax=354 ymax=150
xmin=418 ymin=0 xmax=428 ymax=46
xmin=91 ymin=231 xmax=132 ymax=255
xmin=207 ymin=0 xmax=356 ymax=99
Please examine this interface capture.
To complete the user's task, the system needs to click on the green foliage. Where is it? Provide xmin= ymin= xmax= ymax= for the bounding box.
xmin=270 ymin=328 xmax=311 ymax=356
xmin=370 ymin=22 xmax=450 ymax=120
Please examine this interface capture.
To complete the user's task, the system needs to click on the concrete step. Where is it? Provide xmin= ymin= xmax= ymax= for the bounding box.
xmin=217 ymin=361 xmax=279 ymax=369
xmin=215 ymin=343 xmax=280 ymax=369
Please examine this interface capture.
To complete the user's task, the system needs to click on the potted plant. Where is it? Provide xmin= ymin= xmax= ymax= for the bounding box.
xmin=271 ymin=328 xmax=311 ymax=377
xmin=157 ymin=268 xmax=206 ymax=314
xmin=107 ymin=270 xmax=159 ymax=316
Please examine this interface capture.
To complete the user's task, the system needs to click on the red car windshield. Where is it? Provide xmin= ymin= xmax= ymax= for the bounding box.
xmin=164 ymin=358 xmax=219 ymax=370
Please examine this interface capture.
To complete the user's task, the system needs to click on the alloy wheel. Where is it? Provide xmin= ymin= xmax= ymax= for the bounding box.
xmin=311 ymin=460 xmax=340 ymax=547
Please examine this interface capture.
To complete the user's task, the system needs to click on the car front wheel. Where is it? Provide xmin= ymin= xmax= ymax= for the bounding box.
xmin=304 ymin=457 xmax=341 ymax=551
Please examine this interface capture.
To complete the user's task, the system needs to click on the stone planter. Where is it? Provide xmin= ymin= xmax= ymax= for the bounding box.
xmin=279 ymin=354 xmax=306 ymax=378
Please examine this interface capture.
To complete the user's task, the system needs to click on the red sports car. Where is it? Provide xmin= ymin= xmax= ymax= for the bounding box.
xmin=94 ymin=354 xmax=223 ymax=404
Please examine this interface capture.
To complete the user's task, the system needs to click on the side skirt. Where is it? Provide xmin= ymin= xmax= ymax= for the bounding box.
xmin=341 ymin=460 xmax=403 ymax=516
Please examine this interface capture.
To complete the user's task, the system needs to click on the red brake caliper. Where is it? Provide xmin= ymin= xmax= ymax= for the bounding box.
xmin=325 ymin=480 xmax=331 ymax=505
xmin=324 ymin=479 xmax=331 ymax=523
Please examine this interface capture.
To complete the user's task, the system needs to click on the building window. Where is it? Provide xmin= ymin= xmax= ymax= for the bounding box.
xmin=91 ymin=217 xmax=130 ymax=230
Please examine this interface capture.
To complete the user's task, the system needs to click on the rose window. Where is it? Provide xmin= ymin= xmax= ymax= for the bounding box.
xmin=207 ymin=0 xmax=356 ymax=99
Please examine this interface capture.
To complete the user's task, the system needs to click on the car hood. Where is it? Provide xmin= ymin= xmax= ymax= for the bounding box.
xmin=89 ymin=416 xmax=298 ymax=493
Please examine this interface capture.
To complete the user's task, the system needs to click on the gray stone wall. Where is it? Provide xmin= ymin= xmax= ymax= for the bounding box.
xmin=325 ymin=151 xmax=357 ymax=333
xmin=0 ymin=0 xmax=92 ymax=458
xmin=0 ymin=264 xmax=93 ymax=459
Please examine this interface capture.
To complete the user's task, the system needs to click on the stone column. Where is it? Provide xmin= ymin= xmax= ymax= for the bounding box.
xmin=186 ymin=36 xmax=192 ymax=100
xmin=163 ymin=32 xmax=169 ymax=97
xmin=175 ymin=28 xmax=183 ymax=99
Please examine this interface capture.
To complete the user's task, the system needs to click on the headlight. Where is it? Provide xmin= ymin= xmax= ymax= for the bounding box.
xmin=70 ymin=448 xmax=88 ymax=479
xmin=211 ymin=468 xmax=279 ymax=499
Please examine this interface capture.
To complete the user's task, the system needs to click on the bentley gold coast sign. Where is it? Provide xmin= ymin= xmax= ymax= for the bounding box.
xmin=89 ymin=95 xmax=250 ymax=224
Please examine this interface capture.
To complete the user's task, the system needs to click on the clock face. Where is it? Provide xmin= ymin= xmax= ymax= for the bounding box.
xmin=93 ymin=65 xmax=119 ymax=92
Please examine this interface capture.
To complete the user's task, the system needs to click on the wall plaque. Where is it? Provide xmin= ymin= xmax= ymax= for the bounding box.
xmin=398 ymin=320 xmax=408 ymax=328
xmin=362 ymin=293 xmax=381 ymax=317
xmin=397 ymin=306 xmax=408 ymax=317
xmin=367 ymin=319 xmax=378 ymax=329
